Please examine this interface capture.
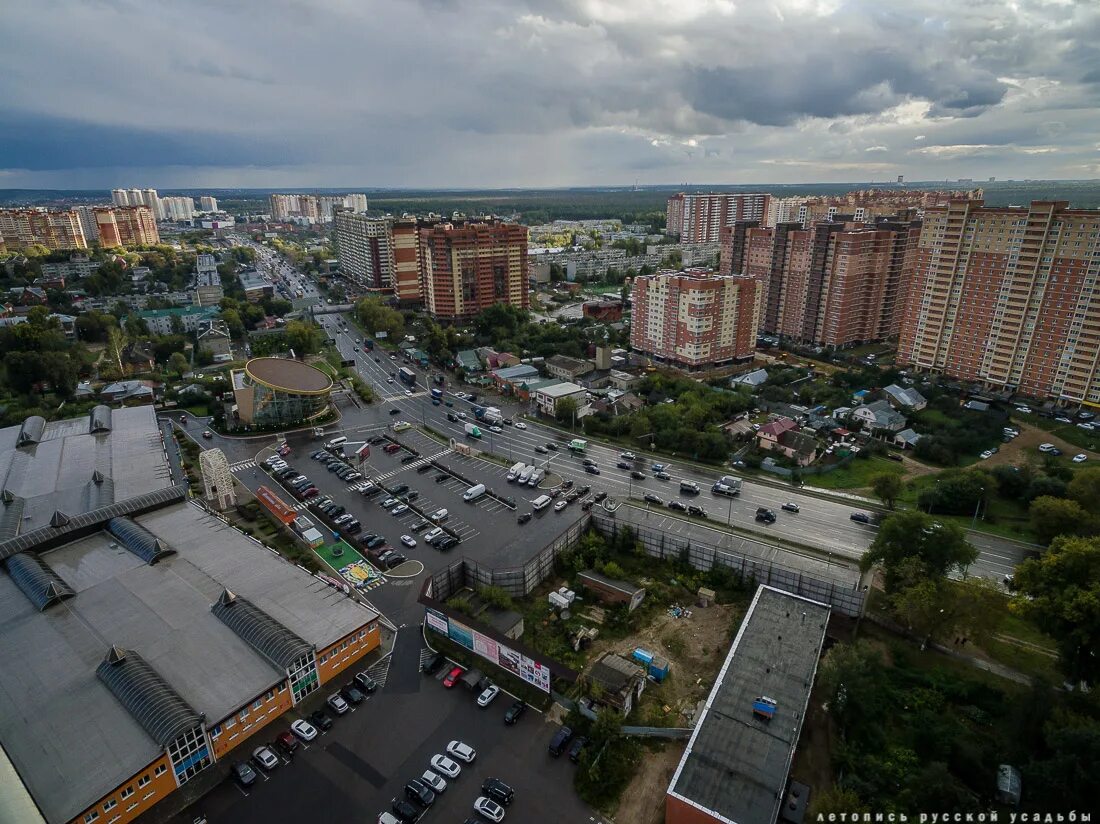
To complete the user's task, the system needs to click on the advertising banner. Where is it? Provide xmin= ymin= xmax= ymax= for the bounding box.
xmin=425 ymin=608 xmax=449 ymax=636
xmin=497 ymin=642 xmax=552 ymax=693
xmin=447 ymin=618 xmax=474 ymax=651
xmin=423 ymin=608 xmax=552 ymax=694
xmin=472 ymin=630 xmax=498 ymax=663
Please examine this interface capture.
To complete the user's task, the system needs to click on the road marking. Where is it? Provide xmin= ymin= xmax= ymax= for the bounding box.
xmin=229 ymin=459 xmax=257 ymax=472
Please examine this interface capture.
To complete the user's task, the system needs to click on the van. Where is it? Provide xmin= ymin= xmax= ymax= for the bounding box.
xmin=532 ymin=494 xmax=552 ymax=512
xmin=430 ymin=508 xmax=449 ymax=521
xmin=327 ymin=436 xmax=348 ymax=448
xmin=548 ymin=725 xmax=573 ymax=757
xmin=463 ymin=483 xmax=487 ymax=502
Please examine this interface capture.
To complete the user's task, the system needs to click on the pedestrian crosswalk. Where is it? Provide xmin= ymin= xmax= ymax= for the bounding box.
xmin=229 ymin=459 xmax=257 ymax=472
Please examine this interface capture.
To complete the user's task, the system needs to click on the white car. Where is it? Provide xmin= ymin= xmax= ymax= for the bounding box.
xmin=1073 ymin=453 xmax=1088 ymax=463
xmin=1016 ymin=406 xmax=1032 ymax=414
xmin=553 ymin=499 xmax=569 ymax=513
xmin=430 ymin=754 xmax=461 ymax=778
xmin=446 ymin=740 xmax=476 ymax=763
xmin=489 ymin=425 xmax=503 ymax=433
xmin=404 ymin=390 xmax=413 ymax=396
xmin=457 ymin=412 xmax=468 ymax=420
xmin=1038 ymin=443 xmax=1056 ymax=453
xmin=327 ymin=693 xmax=349 ymax=715
xmin=477 ymin=685 xmax=500 ymax=707
xmin=474 ymin=797 xmax=505 ymax=822
xmin=979 ymin=450 xmax=993 ymax=459
xmin=420 ymin=769 xmax=447 ymax=793
xmin=290 ymin=719 xmax=318 ymax=741
xmin=252 ymin=745 xmax=280 ymax=771
xmin=387 ymin=378 xmax=394 ymax=384
xmin=514 ymin=422 xmax=527 ymax=430
xmin=400 ymin=534 xmax=417 ymax=547
xmin=391 ymin=504 xmax=409 ymax=516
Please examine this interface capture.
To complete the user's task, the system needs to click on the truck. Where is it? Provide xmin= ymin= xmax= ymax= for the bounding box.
xmin=398 ymin=367 xmax=416 ymax=386
xmin=464 ymin=423 xmax=482 ymax=439
xmin=517 ymin=465 xmax=534 ymax=484
xmin=711 ymin=475 xmax=743 ymax=497
xmin=482 ymin=407 xmax=503 ymax=425
xmin=507 ymin=462 xmax=525 ymax=482
xmin=340 ymin=358 xmax=355 ymax=368
xmin=430 ymin=388 xmax=443 ymax=400
xmin=568 ymin=438 xmax=587 ymax=453
xmin=462 ymin=483 xmax=487 ymax=502
xmin=527 ymin=468 xmax=544 ymax=487
xmin=364 ymin=338 xmax=374 ymax=350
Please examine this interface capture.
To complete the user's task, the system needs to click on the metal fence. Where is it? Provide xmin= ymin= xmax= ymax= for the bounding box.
xmin=590 ymin=510 xmax=866 ymax=617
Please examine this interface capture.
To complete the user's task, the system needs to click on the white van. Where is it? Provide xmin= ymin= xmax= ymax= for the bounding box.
xmin=430 ymin=508 xmax=449 ymax=521
xmin=527 ymin=469 xmax=543 ymax=487
xmin=507 ymin=462 xmax=525 ymax=482
xmin=463 ymin=483 xmax=487 ymax=502
xmin=532 ymin=494 xmax=552 ymax=511
xmin=326 ymin=436 xmax=348 ymax=448
xmin=517 ymin=465 xmax=534 ymax=484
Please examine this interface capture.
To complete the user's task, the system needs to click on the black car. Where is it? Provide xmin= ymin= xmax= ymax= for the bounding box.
xmin=365 ymin=536 xmax=386 ymax=550
xmin=385 ymin=553 xmax=408 ymax=568
xmin=369 ymin=436 xmax=385 ymax=445
xmin=668 ymin=500 xmax=687 ymax=511
xmin=548 ymin=725 xmax=573 ymax=756
xmin=406 ymin=490 xmax=420 ymax=501
xmin=581 ymin=500 xmax=594 ymax=511
xmin=391 ymin=484 xmax=410 ymax=495
xmin=391 ymin=799 xmax=419 ymax=823
xmin=447 ymin=412 xmax=458 ymax=422
xmin=503 ymin=699 xmax=526 ymax=725
xmin=755 ymin=508 xmax=777 ymax=523
xmin=631 ymin=471 xmax=646 ymax=480
xmin=401 ymin=454 xmax=418 ymax=464
xmin=561 ymin=479 xmax=574 ymax=490
xmin=410 ymin=517 xmax=430 ymax=531
xmin=354 ymin=671 xmax=378 ymax=693
xmin=309 ymin=709 xmax=334 ymax=730
xmin=405 ymin=778 xmax=436 ymax=808
xmin=535 ymin=445 xmax=548 ymax=454
xmin=435 ymin=473 xmax=449 ymax=483
xmin=578 ymin=485 xmax=591 ymax=496
xmin=482 ymin=777 xmax=515 ymax=806
xmin=517 ymin=512 xmax=532 ymax=524
xmin=687 ymin=504 xmax=706 ymax=517
xmin=344 ymin=521 xmax=362 ymax=534
xmin=545 ymin=442 xmax=558 ymax=450
xmin=422 ymin=651 xmax=445 ymax=674
xmin=417 ymin=463 xmax=434 ymax=473
xmin=643 ymin=493 xmax=663 ymax=505
xmin=231 ymin=761 xmax=258 ymax=787
xmin=850 ymin=512 xmax=871 ymax=524
xmin=585 ymin=465 xmax=601 ymax=475
xmin=568 ymin=735 xmax=589 ymax=763
xmin=617 ymin=460 xmax=631 ymax=469
xmin=329 ymin=505 xmax=346 ymax=518
xmin=340 ymin=683 xmax=366 ymax=705
xmin=436 ymin=537 xmax=458 ymax=552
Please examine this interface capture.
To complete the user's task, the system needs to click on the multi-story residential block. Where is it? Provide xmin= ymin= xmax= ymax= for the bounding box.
xmin=199 ymin=196 xmax=219 ymax=212
xmin=0 ymin=208 xmax=88 ymax=251
xmin=333 ymin=212 xmax=397 ymax=293
xmin=73 ymin=205 xmax=102 ymax=243
xmin=897 ymin=199 xmax=1100 ymax=404
xmin=630 ymin=268 xmax=757 ymax=371
xmin=192 ymin=254 xmax=223 ymax=307
xmin=390 ymin=217 xmax=422 ymax=304
xmin=41 ymin=254 xmax=100 ymax=280
xmin=94 ymin=206 xmax=160 ymax=247
xmin=418 ymin=219 xmax=528 ymax=320
xmin=160 ymin=196 xmax=195 ymax=221
xmin=665 ymin=193 xmax=771 ymax=242
xmin=269 ymin=194 xmax=367 ymax=223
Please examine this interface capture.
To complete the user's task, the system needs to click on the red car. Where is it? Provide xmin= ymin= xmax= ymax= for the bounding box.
xmin=442 ymin=666 xmax=464 ymax=688
xmin=383 ymin=443 xmax=401 ymax=454
xmin=302 ymin=487 xmax=320 ymax=498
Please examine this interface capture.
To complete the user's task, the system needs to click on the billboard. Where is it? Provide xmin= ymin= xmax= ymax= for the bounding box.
xmin=426 ymin=610 xmax=551 ymax=693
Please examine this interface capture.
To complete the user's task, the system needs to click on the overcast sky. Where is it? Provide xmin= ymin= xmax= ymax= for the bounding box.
xmin=1 ymin=0 xmax=1098 ymax=189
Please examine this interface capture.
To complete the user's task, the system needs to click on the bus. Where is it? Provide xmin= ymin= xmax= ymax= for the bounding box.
xmin=398 ymin=367 xmax=416 ymax=386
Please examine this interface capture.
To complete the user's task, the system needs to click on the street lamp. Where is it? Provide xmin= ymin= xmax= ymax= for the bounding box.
xmin=971 ymin=486 xmax=985 ymax=529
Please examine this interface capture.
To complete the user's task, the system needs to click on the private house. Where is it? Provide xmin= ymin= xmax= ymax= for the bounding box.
xmin=577 ymin=570 xmax=646 ymax=612
xmin=851 ymin=400 xmax=907 ymax=433
xmin=545 ymin=354 xmax=594 ymax=381
xmin=730 ymin=368 xmax=769 ymax=389
xmin=774 ymin=429 xmax=819 ymax=466
xmin=883 ymin=384 xmax=927 ymax=411
xmin=534 ymin=381 xmax=586 ymax=416
xmin=491 ymin=364 xmax=540 ymax=394
xmin=121 ymin=341 xmax=156 ymax=372
xmin=756 ymin=418 xmax=798 ymax=451
xmin=894 ymin=428 xmax=923 ymax=449
xmin=587 ymin=653 xmax=647 ymax=715
xmin=198 ymin=319 xmax=233 ymax=359
xmin=101 ymin=379 xmax=156 ymax=402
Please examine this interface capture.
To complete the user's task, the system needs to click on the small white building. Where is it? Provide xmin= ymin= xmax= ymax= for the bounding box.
xmin=534 ymin=381 xmax=587 ymax=416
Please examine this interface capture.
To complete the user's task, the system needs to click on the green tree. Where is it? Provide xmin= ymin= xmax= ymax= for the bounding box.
xmin=1013 ymin=534 xmax=1100 ymax=684
xmin=107 ymin=326 xmax=127 ymax=375
xmin=284 ymin=320 xmax=323 ymax=355
xmin=1029 ymin=495 xmax=1091 ymax=545
xmin=555 ymin=395 xmax=579 ymax=425
xmin=355 ymin=296 xmax=404 ymax=341
xmin=816 ymin=640 xmax=892 ymax=746
xmin=870 ymin=472 xmax=904 ymax=509
xmin=221 ymin=308 xmax=245 ymax=339
xmin=168 ymin=352 xmax=190 ymax=376
xmin=860 ymin=510 xmax=977 ymax=593
xmin=808 ymin=787 xmax=868 ymax=819
xmin=1067 ymin=467 xmax=1100 ymax=515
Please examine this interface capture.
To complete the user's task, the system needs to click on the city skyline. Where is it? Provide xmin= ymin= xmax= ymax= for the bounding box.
xmin=1 ymin=1 xmax=1098 ymax=189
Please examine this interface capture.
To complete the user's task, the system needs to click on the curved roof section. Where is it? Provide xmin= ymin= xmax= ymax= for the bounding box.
xmin=211 ymin=588 xmax=313 ymax=671
xmin=89 ymin=405 xmax=112 ymax=434
xmin=16 ymin=416 xmax=46 ymax=447
xmin=5 ymin=552 xmax=75 ymax=610
xmin=244 ymin=357 xmax=333 ymax=395
xmin=107 ymin=517 xmax=176 ymax=565
xmin=96 ymin=647 xmax=203 ymax=747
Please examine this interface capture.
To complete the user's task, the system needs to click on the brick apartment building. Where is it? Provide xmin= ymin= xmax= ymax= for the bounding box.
xmin=332 ymin=212 xmax=398 ymax=295
xmin=630 ymin=268 xmax=757 ymax=371
xmin=418 ymin=219 xmax=528 ymax=320
xmin=897 ymin=199 xmax=1100 ymax=405
xmin=0 ymin=208 xmax=88 ymax=251
xmin=665 ymin=193 xmax=771 ymax=243
xmin=720 ymin=216 xmax=920 ymax=348
xmin=94 ymin=206 xmax=160 ymax=247
xmin=776 ymin=188 xmax=982 ymax=228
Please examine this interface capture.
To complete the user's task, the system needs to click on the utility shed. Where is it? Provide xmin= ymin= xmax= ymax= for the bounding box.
xmin=665 ymin=585 xmax=830 ymax=824
xmin=577 ymin=570 xmax=646 ymax=611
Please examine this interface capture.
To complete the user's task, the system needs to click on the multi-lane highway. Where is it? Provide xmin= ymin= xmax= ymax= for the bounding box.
xmin=245 ymin=236 xmax=1037 ymax=585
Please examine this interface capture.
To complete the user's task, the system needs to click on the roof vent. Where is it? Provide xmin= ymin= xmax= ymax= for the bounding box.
xmin=50 ymin=510 xmax=71 ymax=528
xmin=0 ymin=489 xmax=12 ymax=505
xmin=218 ymin=588 xmax=237 ymax=607
xmin=106 ymin=645 xmax=127 ymax=666
xmin=92 ymin=469 xmax=105 ymax=485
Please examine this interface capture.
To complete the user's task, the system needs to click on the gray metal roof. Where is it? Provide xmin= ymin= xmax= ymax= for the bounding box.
xmin=95 ymin=647 xmax=203 ymax=746
xmin=211 ymin=589 xmax=312 ymax=671
xmin=4 ymin=552 xmax=74 ymax=610
xmin=107 ymin=516 xmax=175 ymax=565
xmin=16 ymin=416 xmax=45 ymax=447
xmin=88 ymin=405 xmax=112 ymax=434
xmin=667 ymin=586 xmax=830 ymax=824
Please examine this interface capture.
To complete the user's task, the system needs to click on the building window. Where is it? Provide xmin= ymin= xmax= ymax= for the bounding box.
xmin=138 ymin=775 xmax=150 ymax=788
xmin=103 ymin=800 xmax=117 ymax=813
xmin=120 ymin=787 xmax=134 ymax=800
xmin=265 ymin=690 xmax=275 ymax=702
xmin=84 ymin=812 xmax=99 ymax=823
xmin=225 ymin=718 xmax=236 ymax=730
xmin=154 ymin=765 xmax=167 ymax=777
xmin=252 ymin=698 xmax=263 ymax=710
xmin=319 ymin=652 xmax=328 ymax=664
xmin=239 ymin=707 xmax=249 ymax=720
xmin=210 ymin=725 xmax=221 ymax=739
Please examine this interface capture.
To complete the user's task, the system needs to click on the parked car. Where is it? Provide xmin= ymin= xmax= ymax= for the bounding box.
xmin=1073 ymin=453 xmax=1088 ymax=463
xmin=481 ymin=777 xmax=515 ymax=806
xmin=420 ymin=769 xmax=447 ymax=794
xmin=341 ymin=683 xmax=366 ymax=705
xmin=568 ymin=735 xmax=590 ymax=763
xmin=291 ymin=719 xmax=318 ymax=741
xmin=231 ymin=761 xmax=258 ymax=788
xmin=668 ymin=500 xmax=687 ymax=511
xmin=477 ymin=684 xmax=500 ymax=707
xmin=473 ymin=797 xmax=505 ymax=822
xmin=430 ymin=753 xmax=462 ymax=778
xmin=643 ymin=493 xmax=663 ymax=505
xmin=422 ymin=651 xmax=445 ymax=674
xmin=252 ymin=745 xmax=280 ymax=771
xmin=443 ymin=666 xmax=464 ymax=688
xmin=390 ymin=504 xmax=409 ymax=516
xmin=400 ymin=534 xmax=416 ymax=547
xmin=274 ymin=731 xmax=299 ymax=757
xmin=553 ymin=499 xmax=569 ymax=512
xmin=517 ymin=512 xmax=532 ymax=524
xmin=326 ymin=693 xmax=349 ymax=714
xmin=390 ymin=800 xmax=418 ymax=823
xmin=503 ymin=699 xmax=526 ymax=725
xmin=548 ymin=725 xmax=573 ymax=756
xmin=309 ymin=710 xmax=333 ymax=730
xmin=446 ymin=740 xmax=477 ymax=763
xmin=404 ymin=778 xmax=436 ymax=808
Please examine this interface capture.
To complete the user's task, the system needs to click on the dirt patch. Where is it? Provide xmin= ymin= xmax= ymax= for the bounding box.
xmin=983 ymin=421 xmax=1096 ymax=467
xmin=614 ymin=741 xmax=685 ymax=824
xmin=583 ymin=601 xmax=744 ymax=727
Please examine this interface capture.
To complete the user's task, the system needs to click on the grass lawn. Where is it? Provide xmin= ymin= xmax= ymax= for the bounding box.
xmin=899 ymin=475 xmax=1035 ymax=541
xmin=314 ymin=539 xmax=366 ymax=569
xmin=807 ymin=456 xmax=904 ymax=489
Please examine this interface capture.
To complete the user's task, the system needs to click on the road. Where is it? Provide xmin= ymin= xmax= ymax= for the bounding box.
xmin=241 ymin=237 xmax=1037 ymax=585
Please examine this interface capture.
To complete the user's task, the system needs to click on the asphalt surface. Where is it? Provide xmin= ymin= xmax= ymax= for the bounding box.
xmin=171 ymin=627 xmax=604 ymax=824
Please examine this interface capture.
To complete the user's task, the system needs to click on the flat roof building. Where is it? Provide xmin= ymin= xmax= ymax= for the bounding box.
xmin=666 ymin=585 xmax=830 ymax=824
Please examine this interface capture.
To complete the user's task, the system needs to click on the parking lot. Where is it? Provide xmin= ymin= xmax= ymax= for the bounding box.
xmin=174 ymin=629 xmax=603 ymax=824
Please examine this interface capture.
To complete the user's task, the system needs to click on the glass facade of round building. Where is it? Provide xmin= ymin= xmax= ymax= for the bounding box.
xmin=232 ymin=358 xmax=332 ymax=427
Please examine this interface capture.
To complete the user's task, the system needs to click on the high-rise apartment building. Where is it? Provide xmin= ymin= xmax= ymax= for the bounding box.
xmin=73 ymin=205 xmax=101 ymax=244
xmin=418 ymin=219 xmax=528 ymax=320
xmin=94 ymin=206 xmax=160 ymax=247
xmin=721 ymin=216 xmax=920 ymax=347
xmin=270 ymin=194 xmax=367 ymax=223
xmin=111 ymin=188 xmax=131 ymax=207
xmin=898 ymin=199 xmax=1100 ymax=404
xmin=391 ymin=217 xmax=422 ymax=304
xmin=160 ymin=197 xmax=195 ymax=221
xmin=630 ymin=268 xmax=758 ymax=371
xmin=199 ymin=196 xmax=219 ymax=212
xmin=0 ymin=208 xmax=88 ymax=251
xmin=332 ymin=212 xmax=398 ymax=294
xmin=665 ymin=193 xmax=771 ymax=242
